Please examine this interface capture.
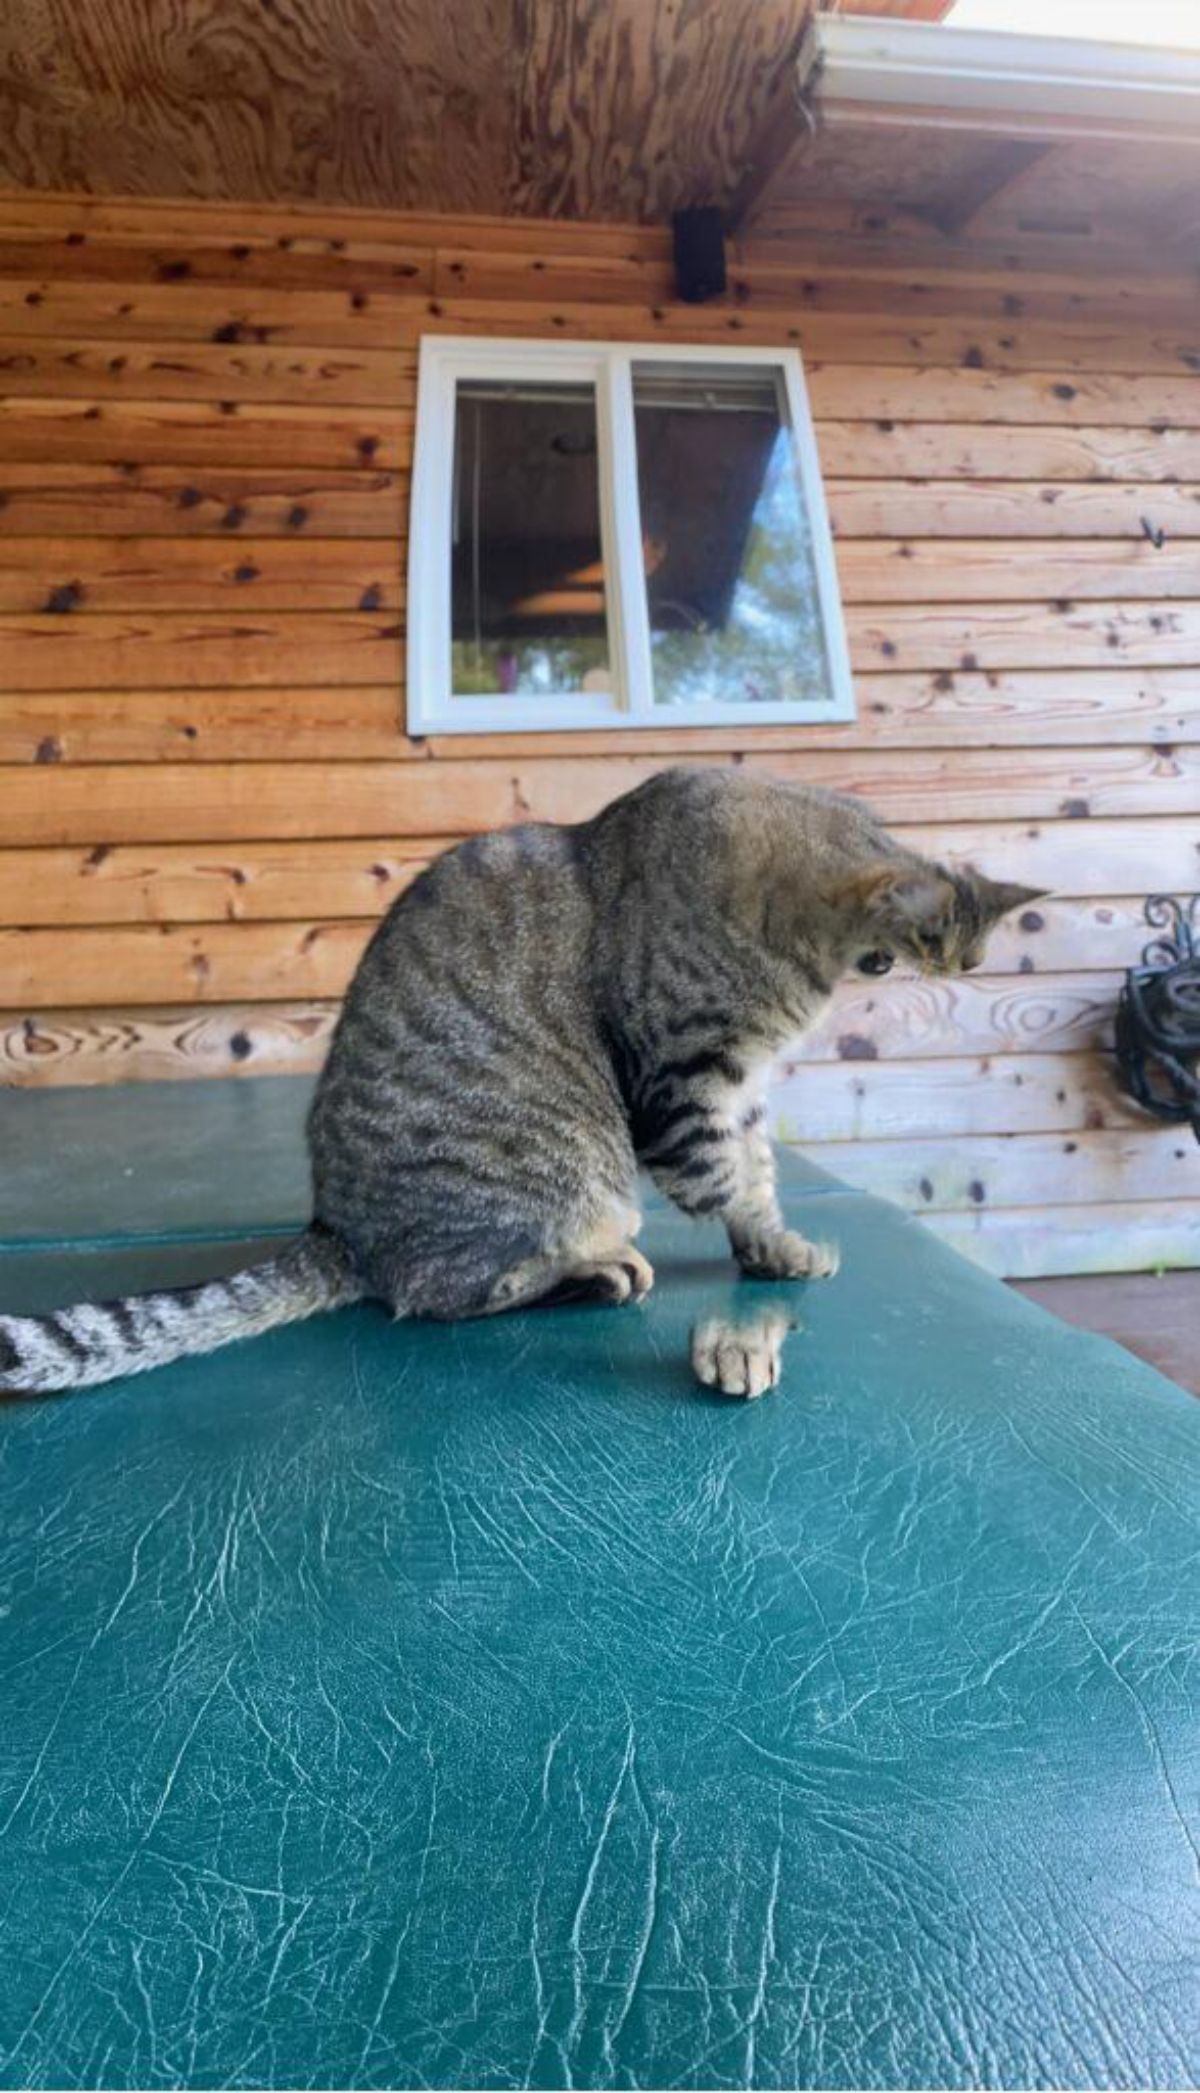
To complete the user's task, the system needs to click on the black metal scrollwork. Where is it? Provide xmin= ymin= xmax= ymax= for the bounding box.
xmin=1115 ymin=894 xmax=1200 ymax=1143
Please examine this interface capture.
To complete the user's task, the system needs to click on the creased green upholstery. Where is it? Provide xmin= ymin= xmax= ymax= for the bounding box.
xmin=1 ymin=1081 xmax=1197 ymax=2090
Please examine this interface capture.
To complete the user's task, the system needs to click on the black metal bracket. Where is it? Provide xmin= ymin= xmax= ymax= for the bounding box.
xmin=1115 ymin=894 xmax=1200 ymax=1143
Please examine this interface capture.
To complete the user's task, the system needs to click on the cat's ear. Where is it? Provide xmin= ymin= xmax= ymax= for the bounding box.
xmin=838 ymin=864 xmax=956 ymax=933
xmin=972 ymin=875 xmax=1050 ymax=923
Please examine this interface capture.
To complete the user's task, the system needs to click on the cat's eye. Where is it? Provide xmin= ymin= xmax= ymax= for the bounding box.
xmin=857 ymin=951 xmax=894 ymax=976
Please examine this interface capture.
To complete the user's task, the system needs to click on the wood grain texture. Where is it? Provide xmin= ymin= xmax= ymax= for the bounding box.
xmin=0 ymin=540 xmax=402 ymax=613
xmin=0 ymin=836 xmax=436 ymax=926
xmin=2 ymin=818 xmax=1195 ymax=926
xmin=817 ymin=423 xmax=1200 ymax=482
xmin=1 ymin=919 xmax=373 ymax=1006
xmin=0 ymin=195 xmax=673 ymax=258
xmin=797 ymin=971 xmax=1120 ymax=1062
xmin=0 ymin=613 xmax=402 ymax=690
xmin=807 ymin=364 xmax=1200 ymax=430
xmin=826 ymin=482 xmax=1200 ymax=540
xmin=0 ymin=237 xmax=433 ymax=296
xmin=0 ymin=0 xmax=808 ymax=224
xmin=836 ymin=541 xmax=1200 ymax=604
xmin=0 ymin=898 xmax=1156 ymax=1005
xmin=5 ymin=669 xmax=1198 ymax=765
xmin=0 ymin=0 xmax=516 ymax=213
xmin=6 ymin=602 xmax=1200 ymax=691
xmin=0 ymin=972 xmax=1123 ymax=1071
xmin=0 ymin=398 xmax=409 ymax=468
xmin=928 ymin=1204 xmax=1200 ymax=1280
xmin=0 ymin=336 xmax=417 ymax=405
xmin=0 ymin=0 xmax=1184 ymax=262
xmin=815 ymin=1124 xmax=1199 ymax=1213
xmin=4 ymin=747 xmax=1196 ymax=846
xmin=0 ymin=464 xmax=404 ymax=537
xmin=0 ymin=687 xmax=409 ymax=763
xmin=0 ymin=1002 xmax=339 ymax=1085
xmin=770 ymin=1052 xmax=1139 ymax=1143
xmin=0 ymin=276 xmax=427 ymax=346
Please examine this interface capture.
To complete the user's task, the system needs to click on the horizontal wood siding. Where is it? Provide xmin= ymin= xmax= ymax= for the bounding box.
xmin=1 ymin=191 xmax=1197 ymax=1278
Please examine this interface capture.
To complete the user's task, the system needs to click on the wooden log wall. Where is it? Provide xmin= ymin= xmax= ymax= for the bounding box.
xmin=1 ymin=189 xmax=1198 ymax=1279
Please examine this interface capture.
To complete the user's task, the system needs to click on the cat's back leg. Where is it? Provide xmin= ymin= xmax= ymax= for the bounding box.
xmin=383 ymin=1196 xmax=652 ymax=1322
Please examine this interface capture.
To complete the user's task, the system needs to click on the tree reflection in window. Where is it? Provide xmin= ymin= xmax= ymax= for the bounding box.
xmin=633 ymin=364 xmax=833 ymax=709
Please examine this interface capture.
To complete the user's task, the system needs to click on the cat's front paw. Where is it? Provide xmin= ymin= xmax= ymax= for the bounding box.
xmin=734 ymin=1230 xmax=839 ymax=1281
xmin=691 ymin=1306 xmax=796 ymax=1399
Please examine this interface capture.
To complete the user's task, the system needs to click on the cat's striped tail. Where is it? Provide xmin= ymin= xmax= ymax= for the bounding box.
xmin=0 ymin=1226 xmax=365 ymax=1394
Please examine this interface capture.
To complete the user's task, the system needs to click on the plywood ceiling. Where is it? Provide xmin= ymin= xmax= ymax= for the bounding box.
xmin=0 ymin=0 xmax=816 ymax=220
xmin=5 ymin=0 xmax=1181 ymax=257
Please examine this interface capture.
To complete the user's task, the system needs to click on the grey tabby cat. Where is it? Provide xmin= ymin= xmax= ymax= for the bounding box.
xmin=0 ymin=768 xmax=1042 ymax=1395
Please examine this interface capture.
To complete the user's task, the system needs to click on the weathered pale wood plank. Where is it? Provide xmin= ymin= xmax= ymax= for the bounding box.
xmin=904 ymin=815 xmax=1200 ymax=898
xmin=798 ymin=971 xmax=1120 ymax=1062
xmin=814 ymin=1125 xmax=1199 ymax=1213
xmin=770 ymin=1052 xmax=1137 ymax=1142
xmin=925 ymin=1203 xmax=1200 ymax=1279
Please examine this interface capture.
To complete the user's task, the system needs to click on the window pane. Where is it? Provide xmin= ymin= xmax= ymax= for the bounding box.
xmin=451 ymin=381 xmax=612 ymax=699
xmin=632 ymin=363 xmax=833 ymax=710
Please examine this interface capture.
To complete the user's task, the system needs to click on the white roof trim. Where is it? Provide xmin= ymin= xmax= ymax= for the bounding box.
xmin=805 ymin=16 xmax=1200 ymax=131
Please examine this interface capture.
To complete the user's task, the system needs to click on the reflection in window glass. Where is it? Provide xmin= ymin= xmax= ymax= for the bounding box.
xmin=632 ymin=363 xmax=833 ymax=709
xmin=451 ymin=382 xmax=612 ymax=698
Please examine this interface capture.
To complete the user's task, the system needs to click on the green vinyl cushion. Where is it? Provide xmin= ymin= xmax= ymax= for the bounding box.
xmin=0 ymin=1080 xmax=1197 ymax=2090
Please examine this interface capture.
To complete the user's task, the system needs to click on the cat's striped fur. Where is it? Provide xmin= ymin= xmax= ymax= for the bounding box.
xmin=0 ymin=768 xmax=1041 ymax=1394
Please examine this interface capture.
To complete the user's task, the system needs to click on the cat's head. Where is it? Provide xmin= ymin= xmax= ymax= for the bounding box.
xmin=837 ymin=863 xmax=1047 ymax=979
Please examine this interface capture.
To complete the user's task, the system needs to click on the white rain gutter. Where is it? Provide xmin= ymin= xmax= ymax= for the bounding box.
xmin=800 ymin=15 xmax=1200 ymax=136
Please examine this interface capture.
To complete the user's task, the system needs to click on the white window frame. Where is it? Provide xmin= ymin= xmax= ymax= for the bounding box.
xmin=406 ymin=335 xmax=855 ymax=736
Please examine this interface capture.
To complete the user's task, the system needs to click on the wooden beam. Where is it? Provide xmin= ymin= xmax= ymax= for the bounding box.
xmin=935 ymin=141 xmax=1058 ymax=239
xmin=725 ymin=24 xmax=817 ymax=235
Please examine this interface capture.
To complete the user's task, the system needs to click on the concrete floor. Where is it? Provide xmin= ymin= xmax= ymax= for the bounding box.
xmin=1012 ymin=1272 xmax=1199 ymax=1396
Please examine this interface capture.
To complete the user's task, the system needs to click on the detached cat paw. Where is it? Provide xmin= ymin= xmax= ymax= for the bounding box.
xmin=735 ymin=1230 xmax=840 ymax=1281
xmin=691 ymin=1306 xmax=795 ymax=1399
